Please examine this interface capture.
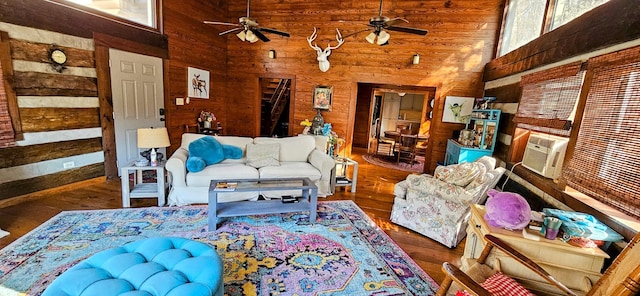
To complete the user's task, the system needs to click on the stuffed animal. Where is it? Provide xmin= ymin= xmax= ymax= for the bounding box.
xmin=484 ymin=189 xmax=532 ymax=230
xmin=186 ymin=137 xmax=243 ymax=172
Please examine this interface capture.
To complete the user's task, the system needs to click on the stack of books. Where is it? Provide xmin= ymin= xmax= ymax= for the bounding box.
xmin=215 ymin=182 xmax=237 ymax=191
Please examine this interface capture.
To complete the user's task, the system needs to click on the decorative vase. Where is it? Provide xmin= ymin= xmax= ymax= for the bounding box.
xmin=204 ymin=121 xmax=211 ymax=129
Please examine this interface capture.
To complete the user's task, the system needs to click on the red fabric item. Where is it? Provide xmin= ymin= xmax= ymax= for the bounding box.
xmin=480 ymin=272 xmax=535 ymax=296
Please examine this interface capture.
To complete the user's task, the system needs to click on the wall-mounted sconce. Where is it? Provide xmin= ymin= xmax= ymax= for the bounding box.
xmin=412 ymin=53 xmax=420 ymax=65
xmin=268 ymin=49 xmax=276 ymax=59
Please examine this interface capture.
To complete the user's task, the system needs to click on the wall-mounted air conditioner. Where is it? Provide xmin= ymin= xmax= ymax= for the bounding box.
xmin=522 ymin=132 xmax=569 ymax=179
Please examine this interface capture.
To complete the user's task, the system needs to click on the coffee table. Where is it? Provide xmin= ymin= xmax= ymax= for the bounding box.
xmin=208 ymin=177 xmax=318 ymax=231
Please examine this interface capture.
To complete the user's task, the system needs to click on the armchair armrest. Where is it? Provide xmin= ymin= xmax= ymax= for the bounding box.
xmin=308 ymin=149 xmax=334 ymax=182
xmin=436 ymin=262 xmax=492 ymax=296
xmin=166 ymin=148 xmax=188 ymax=187
xmin=482 ymin=235 xmax=576 ymax=296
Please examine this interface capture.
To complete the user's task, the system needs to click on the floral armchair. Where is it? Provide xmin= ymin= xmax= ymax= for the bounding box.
xmin=390 ymin=156 xmax=505 ymax=248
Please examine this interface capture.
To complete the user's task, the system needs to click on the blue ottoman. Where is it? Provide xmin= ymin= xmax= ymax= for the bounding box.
xmin=43 ymin=237 xmax=223 ymax=296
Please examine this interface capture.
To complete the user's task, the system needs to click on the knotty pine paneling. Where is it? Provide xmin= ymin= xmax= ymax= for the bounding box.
xmin=163 ymin=0 xmax=228 ymax=153
xmin=0 ymin=138 xmax=102 ymax=169
xmin=221 ymin=0 xmax=504 ymax=171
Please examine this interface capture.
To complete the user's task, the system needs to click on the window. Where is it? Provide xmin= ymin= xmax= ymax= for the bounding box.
xmin=53 ymin=0 xmax=158 ymax=29
xmin=550 ymin=0 xmax=609 ymax=30
xmin=499 ymin=0 xmax=610 ymax=56
xmin=514 ymin=62 xmax=584 ymax=137
xmin=564 ymin=46 xmax=640 ymax=219
xmin=498 ymin=0 xmax=547 ymax=57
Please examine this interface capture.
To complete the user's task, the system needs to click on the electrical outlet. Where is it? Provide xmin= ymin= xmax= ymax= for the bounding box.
xmin=63 ymin=161 xmax=75 ymax=169
xmin=176 ymin=97 xmax=184 ymax=105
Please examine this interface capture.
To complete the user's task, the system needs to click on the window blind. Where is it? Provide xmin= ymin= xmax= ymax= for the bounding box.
xmin=564 ymin=46 xmax=640 ymax=219
xmin=515 ymin=61 xmax=584 ymax=137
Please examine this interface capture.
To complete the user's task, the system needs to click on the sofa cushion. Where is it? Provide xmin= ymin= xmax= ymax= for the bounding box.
xmin=187 ymin=163 xmax=259 ymax=187
xmin=258 ymin=162 xmax=322 ymax=180
xmin=214 ymin=136 xmax=254 ymax=163
xmin=246 ymin=143 xmax=280 ymax=168
xmin=254 ymin=136 xmax=316 ymax=162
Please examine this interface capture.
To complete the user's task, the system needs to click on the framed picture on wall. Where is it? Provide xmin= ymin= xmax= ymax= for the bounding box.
xmin=188 ymin=67 xmax=210 ymax=99
xmin=313 ymin=85 xmax=333 ymax=110
xmin=442 ymin=96 xmax=474 ymax=123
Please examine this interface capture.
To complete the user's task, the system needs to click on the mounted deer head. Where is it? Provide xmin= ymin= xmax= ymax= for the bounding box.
xmin=307 ymin=27 xmax=344 ymax=72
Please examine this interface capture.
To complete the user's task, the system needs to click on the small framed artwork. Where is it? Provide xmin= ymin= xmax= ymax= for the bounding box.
xmin=442 ymin=96 xmax=474 ymax=123
xmin=188 ymin=67 xmax=210 ymax=99
xmin=312 ymin=85 xmax=333 ymax=110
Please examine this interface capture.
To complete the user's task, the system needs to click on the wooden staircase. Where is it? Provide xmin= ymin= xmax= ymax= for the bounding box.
xmin=260 ymin=78 xmax=291 ymax=136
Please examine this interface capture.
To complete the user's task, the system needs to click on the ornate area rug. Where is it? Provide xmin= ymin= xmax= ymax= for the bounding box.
xmin=363 ymin=153 xmax=424 ymax=173
xmin=0 ymin=201 xmax=438 ymax=296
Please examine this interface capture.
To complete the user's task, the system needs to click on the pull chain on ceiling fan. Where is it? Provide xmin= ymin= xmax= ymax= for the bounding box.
xmin=204 ymin=0 xmax=290 ymax=43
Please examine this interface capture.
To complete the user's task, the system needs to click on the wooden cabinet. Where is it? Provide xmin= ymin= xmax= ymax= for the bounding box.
xmin=463 ymin=204 xmax=609 ymax=295
xmin=445 ymin=109 xmax=500 ymax=165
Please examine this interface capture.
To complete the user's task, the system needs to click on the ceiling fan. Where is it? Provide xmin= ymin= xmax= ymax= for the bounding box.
xmin=345 ymin=0 xmax=429 ymax=45
xmin=203 ymin=0 xmax=290 ymax=43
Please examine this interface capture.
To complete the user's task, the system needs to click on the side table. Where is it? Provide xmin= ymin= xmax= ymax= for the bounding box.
xmin=463 ymin=204 xmax=609 ymax=294
xmin=121 ymin=162 xmax=166 ymax=207
xmin=331 ymin=157 xmax=358 ymax=193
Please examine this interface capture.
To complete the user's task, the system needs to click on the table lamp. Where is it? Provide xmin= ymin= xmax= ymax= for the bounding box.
xmin=137 ymin=127 xmax=170 ymax=166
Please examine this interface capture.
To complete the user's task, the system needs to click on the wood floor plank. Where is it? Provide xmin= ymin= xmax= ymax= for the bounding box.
xmin=0 ymin=148 xmax=465 ymax=285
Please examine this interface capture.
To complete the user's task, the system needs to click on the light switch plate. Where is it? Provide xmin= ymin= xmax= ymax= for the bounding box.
xmin=176 ymin=97 xmax=184 ymax=105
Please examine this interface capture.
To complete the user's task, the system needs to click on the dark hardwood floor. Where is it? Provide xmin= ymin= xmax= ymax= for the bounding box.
xmin=0 ymin=147 xmax=464 ymax=284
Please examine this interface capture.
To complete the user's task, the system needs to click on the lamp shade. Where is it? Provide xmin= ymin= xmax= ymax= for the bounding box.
xmin=377 ymin=30 xmax=390 ymax=45
xmin=137 ymin=127 xmax=170 ymax=149
xmin=365 ymin=32 xmax=377 ymax=44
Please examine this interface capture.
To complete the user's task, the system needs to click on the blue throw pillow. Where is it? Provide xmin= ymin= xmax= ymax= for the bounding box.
xmin=188 ymin=137 xmax=224 ymax=166
xmin=222 ymin=144 xmax=243 ymax=159
xmin=186 ymin=156 xmax=206 ymax=172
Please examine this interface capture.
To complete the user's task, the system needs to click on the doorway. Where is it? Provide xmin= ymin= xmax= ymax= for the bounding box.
xmin=258 ymin=77 xmax=292 ymax=137
xmin=110 ymin=49 xmax=165 ymax=171
xmin=352 ymin=83 xmax=436 ymax=172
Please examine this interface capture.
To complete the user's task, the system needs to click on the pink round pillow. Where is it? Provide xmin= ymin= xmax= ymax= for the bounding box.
xmin=484 ymin=189 xmax=531 ymax=230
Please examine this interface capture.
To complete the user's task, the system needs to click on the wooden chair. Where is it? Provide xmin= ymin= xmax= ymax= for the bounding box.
xmin=437 ymin=233 xmax=640 ymax=296
xmin=375 ymin=120 xmax=395 ymax=156
xmin=397 ymin=129 xmax=418 ymax=164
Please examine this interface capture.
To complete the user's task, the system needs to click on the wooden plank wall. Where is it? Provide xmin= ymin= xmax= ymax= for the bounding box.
xmin=482 ymin=0 xmax=640 ymax=239
xmin=162 ymin=0 xmax=228 ymax=153
xmin=0 ymin=23 xmax=104 ymax=200
xmin=223 ymin=0 xmax=505 ymax=172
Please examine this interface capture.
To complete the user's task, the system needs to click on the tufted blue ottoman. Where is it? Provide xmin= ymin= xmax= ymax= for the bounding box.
xmin=42 ymin=237 xmax=223 ymax=296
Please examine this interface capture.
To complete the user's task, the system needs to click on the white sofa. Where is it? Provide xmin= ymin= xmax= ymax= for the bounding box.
xmin=390 ymin=156 xmax=505 ymax=248
xmin=165 ymin=133 xmax=335 ymax=205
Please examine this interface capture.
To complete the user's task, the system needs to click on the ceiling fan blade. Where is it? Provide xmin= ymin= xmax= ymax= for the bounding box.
xmin=219 ymin=27 xmax=243 ymax=36
xmin=342 ymin=28 xmax=373 ymax=39
xmin=387 ymin=26 xmax=429 ymax=35
xmin=204 ymin=21 xmax=239 ymax=26
xmin=252 ymin=29 xmax=270 ymax=42
xmin=259 ymin=27 xmax=290 ymax=37
xmin=383 ymin=17 xmax=409 ymax=27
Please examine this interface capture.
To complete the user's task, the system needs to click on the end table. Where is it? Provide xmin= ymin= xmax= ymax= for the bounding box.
xmin=121 ymin=162 xmax=166 ymax=207
xmin=331 ymin=157 xmax=358 ymax=193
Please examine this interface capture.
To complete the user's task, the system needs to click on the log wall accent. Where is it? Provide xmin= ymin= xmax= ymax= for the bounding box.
xmin=223 ymin=0 xmax=505 ymax=172
xmin=0 ymin=23 xmax=104 ymax=201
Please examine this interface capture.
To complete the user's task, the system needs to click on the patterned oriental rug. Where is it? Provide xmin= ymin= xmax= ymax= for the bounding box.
xmin=362 ymin=154 xmax=425 ymax=173
xmin=0 ymin=201 xmax=438 ymax=296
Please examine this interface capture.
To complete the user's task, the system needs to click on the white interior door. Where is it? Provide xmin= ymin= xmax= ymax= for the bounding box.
xmin=110 ymin=49 xmax=165 ymax=170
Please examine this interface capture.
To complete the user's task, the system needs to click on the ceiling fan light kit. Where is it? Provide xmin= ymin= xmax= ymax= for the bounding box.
xmin=204 ymin=0 xmax=290 ymax=43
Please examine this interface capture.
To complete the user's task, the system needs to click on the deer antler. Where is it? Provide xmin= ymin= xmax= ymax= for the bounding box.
xmin=307 ymin=27 xmax=321 ymax=52
xmin=324 ymin=28 xmax=344 ymax=52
